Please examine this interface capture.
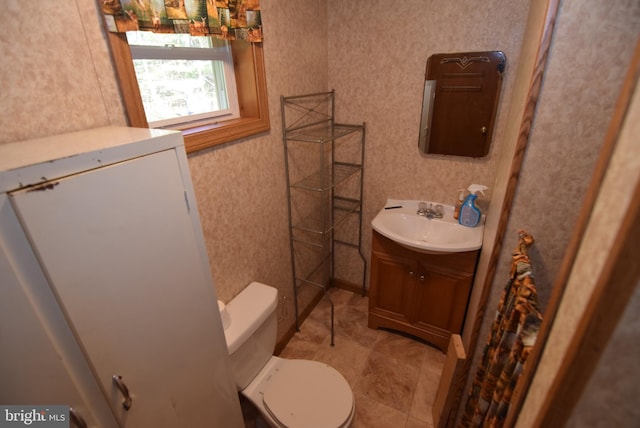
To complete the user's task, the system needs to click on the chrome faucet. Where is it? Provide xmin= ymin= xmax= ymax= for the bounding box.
xmin=417 ymin=201 xmax=428 ymax=216
xmin=417 ymin=202 xmax=443 ymax=219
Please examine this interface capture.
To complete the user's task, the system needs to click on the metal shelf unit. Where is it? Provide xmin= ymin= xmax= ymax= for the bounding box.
xmin=281 ymin=90 xmax=366 ymax=344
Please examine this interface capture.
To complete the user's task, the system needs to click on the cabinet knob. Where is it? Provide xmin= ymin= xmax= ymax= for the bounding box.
xmin=112 ymin=375 xmax=133 ymax=410
xmin=419 ymin=275 xmax=425 ymax=281
xmin=409 ymin=271 xmax=415 ymax=277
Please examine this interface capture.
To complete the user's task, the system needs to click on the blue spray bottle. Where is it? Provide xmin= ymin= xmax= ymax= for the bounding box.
xmin=459 ymin=184 xmax=488 ymax=227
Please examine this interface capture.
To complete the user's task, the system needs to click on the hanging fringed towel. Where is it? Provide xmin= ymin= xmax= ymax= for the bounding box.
xmin=460 ymin=231 xmax=542 ymax=427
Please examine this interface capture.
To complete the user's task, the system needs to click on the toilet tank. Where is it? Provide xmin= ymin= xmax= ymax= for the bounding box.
xmin=222 ymin=282 xmax=278 ymax=390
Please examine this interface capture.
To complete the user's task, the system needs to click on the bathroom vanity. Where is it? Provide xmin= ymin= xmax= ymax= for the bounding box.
xmin=368 ymin=230 xmax=479 ymax=351
xmin=0 ymin=127 xmax=244 ymax=427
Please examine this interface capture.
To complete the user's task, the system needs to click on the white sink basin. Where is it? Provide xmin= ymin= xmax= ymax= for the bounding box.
xmin=371 ymin=199 xmax=484 ymax=254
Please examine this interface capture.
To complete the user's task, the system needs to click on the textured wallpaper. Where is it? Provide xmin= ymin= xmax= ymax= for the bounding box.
xmin=494 ymin=0 xmax=640 ymax=311
xmin=186 ymin=0 xmax=330 ymax=340
xmin=0 ymin=0 xmax=126 ymax=144
xmin=3 ymin=0 xmax=635 ymax=378
xmin=325 ymin=0 xmax=531 ymax=296
xmin=519 ymin=63 xmax=640 ymax=427
xmin=0 ymin=0 xmax=530 ymax=346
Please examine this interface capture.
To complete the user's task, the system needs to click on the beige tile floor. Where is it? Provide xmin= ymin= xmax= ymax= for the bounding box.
xmin=241 ymin=287 xmax=445 ymax=427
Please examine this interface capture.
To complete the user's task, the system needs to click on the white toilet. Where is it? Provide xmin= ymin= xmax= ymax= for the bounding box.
xmin=220 ymin=282 xmax=355 ymax=428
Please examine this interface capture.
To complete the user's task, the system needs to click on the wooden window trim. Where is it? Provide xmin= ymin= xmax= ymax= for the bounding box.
xmin=107 ymin=33 xmax=270 ymax=153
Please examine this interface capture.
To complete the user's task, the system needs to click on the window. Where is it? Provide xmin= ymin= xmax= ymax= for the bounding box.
xmin=108 ymin=32 xmax=269 ymax=153
xmin=127 ymin=31 xmax=239 ymax=128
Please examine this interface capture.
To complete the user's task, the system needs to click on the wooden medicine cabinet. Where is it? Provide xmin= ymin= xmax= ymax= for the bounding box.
xmin=419 ymin=51 xmax=506 ymax=157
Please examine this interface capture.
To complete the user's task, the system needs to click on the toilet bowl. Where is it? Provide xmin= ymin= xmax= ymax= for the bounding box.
xmin=243 ymin=356 xmax=355 ymax=428
xmin=220 ymin=282 xmax=355 ymax=428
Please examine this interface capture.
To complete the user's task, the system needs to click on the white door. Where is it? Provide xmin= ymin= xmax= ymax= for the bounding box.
xmin=0 ymin=225 xmax=118 ymax=428
xmin=9 ymin=149 xmax=242 ymax=427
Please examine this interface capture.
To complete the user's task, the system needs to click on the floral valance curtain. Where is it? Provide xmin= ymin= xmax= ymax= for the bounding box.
xmin=102 ymin=0 xmax=263 ymax=42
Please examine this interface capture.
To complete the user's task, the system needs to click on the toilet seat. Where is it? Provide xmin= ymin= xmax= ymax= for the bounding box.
xmin=262 ymin=359 xmax=354 ymax=428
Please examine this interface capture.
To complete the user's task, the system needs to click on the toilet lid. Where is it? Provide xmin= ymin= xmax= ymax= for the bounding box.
xmin=263 ymin=360 xmax=354 ymax=428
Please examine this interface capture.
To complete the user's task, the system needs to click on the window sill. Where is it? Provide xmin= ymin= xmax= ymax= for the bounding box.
xmin=182 ymin=115 xmax=270 ymax=153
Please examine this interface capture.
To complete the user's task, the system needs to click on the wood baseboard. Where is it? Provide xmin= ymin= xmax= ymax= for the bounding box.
xmin=333 ymin=278 xmax=367 ymax=296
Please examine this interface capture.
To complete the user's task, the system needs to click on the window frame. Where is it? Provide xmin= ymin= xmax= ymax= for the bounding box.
xmin=108 ymin=33 xmax=270 ymax=153
xmin=128 ymin=39 xmax=239 ymax=127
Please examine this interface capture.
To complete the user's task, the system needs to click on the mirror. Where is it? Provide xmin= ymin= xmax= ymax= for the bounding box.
xmin=419 ymin=51 xmax=506 ymax=157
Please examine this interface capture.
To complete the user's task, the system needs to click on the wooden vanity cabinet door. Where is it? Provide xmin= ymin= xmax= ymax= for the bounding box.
xmin=369 ymin=248 xmax=418 ymax=328
xmin=414 ymin=259 xmax=474 ymax=338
